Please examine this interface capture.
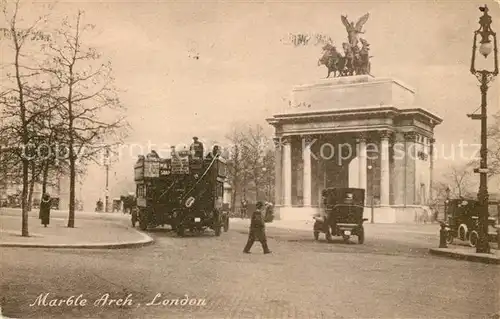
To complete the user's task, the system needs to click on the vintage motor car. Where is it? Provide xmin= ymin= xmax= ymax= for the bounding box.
xmin=313 ymin=187 xmax=368 ymax=244
xmin=444 ymin=198 xmax=498 ymax=247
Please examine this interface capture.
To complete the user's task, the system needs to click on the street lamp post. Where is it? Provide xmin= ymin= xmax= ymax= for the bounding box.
xmin=367 ymin=164 xmax=374 ymax=224
xmin=470 ymin=5 xmax=498 ymax=253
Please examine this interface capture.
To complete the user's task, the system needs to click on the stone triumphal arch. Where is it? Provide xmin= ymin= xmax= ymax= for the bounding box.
xmin=267 ymin=75 xmax=442 ymax=223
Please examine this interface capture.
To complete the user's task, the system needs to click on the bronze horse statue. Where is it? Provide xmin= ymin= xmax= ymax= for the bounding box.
xmin=318 ymin=41 xmax=371 ymax=78
xmin=318 ymin=44 xmax=346 ymax=78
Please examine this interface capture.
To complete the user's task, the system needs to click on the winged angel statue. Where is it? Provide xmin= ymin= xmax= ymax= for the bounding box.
xmin=341 ymin=13 xmax=369 ymax=48
xmin=318 ymin=12 xmax=372 ymax=78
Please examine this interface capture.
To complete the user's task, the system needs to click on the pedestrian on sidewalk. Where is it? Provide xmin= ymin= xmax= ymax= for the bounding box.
xmin=240 ymin=198 xmax=247 ymax=219
xmin=243 ymin=201 xmax=271 ymax=254
xmin=264 ymin=201 xmax=274 ymax=223
xmin=39 ymin=193 xmax=51 ymax=227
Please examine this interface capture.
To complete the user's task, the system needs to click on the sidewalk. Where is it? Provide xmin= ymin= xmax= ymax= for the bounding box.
xmin=0 ymin=215 xmax=153 ymax=249
xmin=0 ymin=207 xmax=131 ymax=222
xmin=429 ymin=246 xmax=500 ymax=265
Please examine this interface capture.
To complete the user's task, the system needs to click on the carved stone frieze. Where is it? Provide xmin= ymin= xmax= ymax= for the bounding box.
xmin=403 ymin=131 xmax=418 ymax=142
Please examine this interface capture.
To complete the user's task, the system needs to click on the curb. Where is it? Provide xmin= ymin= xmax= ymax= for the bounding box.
xmin=429 ymin=248 xmax=500 ymax=265
xmin=0 ymin=229 xmax=154 ymax=249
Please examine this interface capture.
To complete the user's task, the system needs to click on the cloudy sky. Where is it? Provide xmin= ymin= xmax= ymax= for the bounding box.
xmin=2 ymin=0 xmax=500 ymax=205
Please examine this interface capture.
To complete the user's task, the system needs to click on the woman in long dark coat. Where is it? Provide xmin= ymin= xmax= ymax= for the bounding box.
xmin=39 ymin=193 xmax=51 ymax=227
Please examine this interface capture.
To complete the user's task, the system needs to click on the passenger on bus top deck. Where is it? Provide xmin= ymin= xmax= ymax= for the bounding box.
xmin=212 ymin=145 xmax=220 ymax=156
xmin=206 ymin=145 xmax=220 ymax=159
xmin=190 ymin=137 xmax=204 ymax=159
xmin=147 ymin=150 xmax=159 ymax=158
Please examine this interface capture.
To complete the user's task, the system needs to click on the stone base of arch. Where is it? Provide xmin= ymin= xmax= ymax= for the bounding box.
xmin=273 ymin=205 xmax=432 ymax=223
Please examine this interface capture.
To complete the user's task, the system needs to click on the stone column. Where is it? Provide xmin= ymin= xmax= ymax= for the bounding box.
xmin=404 ymin=132 xmax=417 ymax=206
xmin=357 ymin=133 xmax=367 ymax=192
xmin=302 ymin=136 xmax=313 ymax=207
xmin=380 ymin=131 xmax=391 ymax=206
xmin=273 ymin=137 xmax=283 ymax=205
xmin=429 ymin=138 xmax=435 ymax=205
xmin=282 ymin=136 xmax=292 ymax=207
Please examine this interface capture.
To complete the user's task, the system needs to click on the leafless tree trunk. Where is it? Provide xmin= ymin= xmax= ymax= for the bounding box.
xmin=1 ymin=0 xmax=55 ymax=236
xmin=27 ymin=161 xmax=37 ymax=211
xmin=1 ymin=1 xmax=46 ymax=235
xmin=43 ymin=10 xmax=127 ymax=227
xmin=224 ymin=128 xmax=243 ymax=213
xmin=224 ymin=123 xmax=274 ymax=204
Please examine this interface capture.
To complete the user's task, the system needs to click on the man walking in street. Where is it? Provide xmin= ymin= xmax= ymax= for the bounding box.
xmin=243 ymin=201 xmax=271 ymax=254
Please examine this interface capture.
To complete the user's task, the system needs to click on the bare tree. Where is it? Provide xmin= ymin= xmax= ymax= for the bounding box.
xmin=0 ymin=0 xmax=52 ymax=236
xmin=242 ymin=125 xmax=270 ymax=201
xmin=432 ymin=164 xmax=475 ymax=201
xmin=487 ymin=111 xmax=500 ymax=177
xmin=224 ymin=127 xmax=244 ymax=212
xmin=261 ymin=148 xmax=275 ymax=201
xmin=25 ymin=100 xmax=68 ymax=211
xmin=466 ymin=111 xmax=500 ymax=179
xmin=43 ymin=10 xmax=127 ymax=227
xmin=449 ymin=165 xmax=475 ymax=198
xmin=224 ymin=123 xmax=275 ymax=205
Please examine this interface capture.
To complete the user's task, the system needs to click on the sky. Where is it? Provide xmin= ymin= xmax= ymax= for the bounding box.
xmin=2 ymin=0 xmax=500 ymax=207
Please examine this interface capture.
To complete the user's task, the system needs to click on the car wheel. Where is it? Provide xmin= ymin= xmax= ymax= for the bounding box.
xmin=459 ymin=224 xmax=467 ymax=241
xmin=469 ymin=230 xmax=479 ymax=247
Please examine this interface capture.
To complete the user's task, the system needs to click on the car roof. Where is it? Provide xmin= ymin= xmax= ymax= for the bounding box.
xmin=324 ymin=187 xmax=364 ymax=191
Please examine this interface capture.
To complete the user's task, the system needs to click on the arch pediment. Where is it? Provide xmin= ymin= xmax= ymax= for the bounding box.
xmin=267 ymin=106 xmax=442 ymax=137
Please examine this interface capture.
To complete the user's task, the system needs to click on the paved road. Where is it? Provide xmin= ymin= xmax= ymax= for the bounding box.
xmin=0 ymin=214 xmax=498 ymax=318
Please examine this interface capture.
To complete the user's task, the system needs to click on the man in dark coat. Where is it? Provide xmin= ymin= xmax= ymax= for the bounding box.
xmin=243 ymin=201 xmax=271 ymax=254
xmin=190 ymin=137 xmax=204 ymax=159
xmin=39 ymin=193 xmax=51 ymax=227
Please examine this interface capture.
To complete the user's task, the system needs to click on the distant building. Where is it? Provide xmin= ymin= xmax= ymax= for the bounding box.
xmin=0 ymin=167 xmax=83 ymax=210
